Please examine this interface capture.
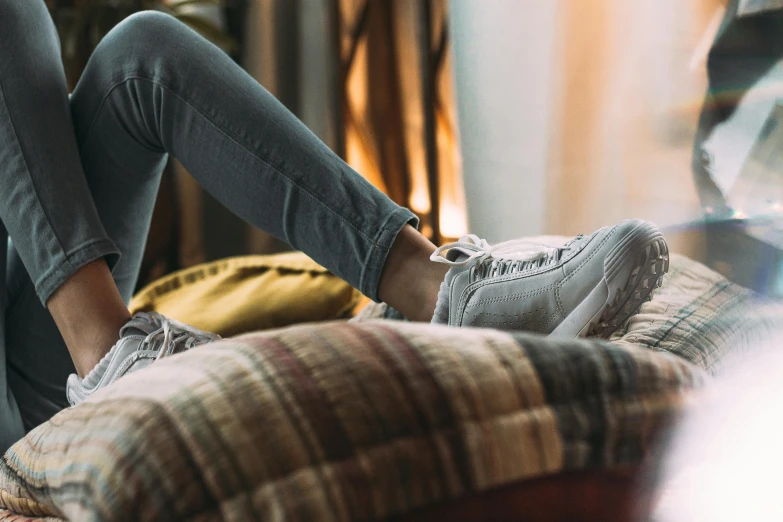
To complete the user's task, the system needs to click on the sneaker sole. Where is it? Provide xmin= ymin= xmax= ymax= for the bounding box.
xmin=550 ymin=222 xmax=669 ymax=339
xmin=586 ymin=235 xmax=669 ymax=338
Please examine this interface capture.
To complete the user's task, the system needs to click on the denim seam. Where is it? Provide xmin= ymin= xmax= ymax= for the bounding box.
xmin=0 ymin=76 xmax=71 ymax=276
xmin=34 ymin=239 xmax=119 ymax=303
xmin=359 ymin=207 xmax=418 ymax=300
xmin=82 ymin=75 xmax=376 ymax=243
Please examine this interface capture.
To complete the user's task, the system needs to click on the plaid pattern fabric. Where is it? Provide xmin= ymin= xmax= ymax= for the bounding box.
xmin=0 ymin=515 xmax=58 ymax=522
xmin=0 ymin=317 xmax=705 ymax=522
xmin=610 ymin=254 xmax=783 ymax=375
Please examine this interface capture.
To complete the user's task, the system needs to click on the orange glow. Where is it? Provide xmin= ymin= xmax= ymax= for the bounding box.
xmin=435 ymin=51 xmax=468 ymax=240
xmin=440 ymin=201 xmax=467 ymax=240
xmin=346 ymin=125 xmax=387 ymax=194
xmin=409 ymin=183 xmax=432 ymax=214
xmin=344 ymin=31 xmax=387 ymax=193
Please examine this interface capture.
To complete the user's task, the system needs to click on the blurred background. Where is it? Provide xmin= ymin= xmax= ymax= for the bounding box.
xmin=46 ymin=0 xmax=783 ymax=296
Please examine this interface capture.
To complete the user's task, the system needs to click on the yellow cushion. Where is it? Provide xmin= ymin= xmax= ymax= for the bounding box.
xmin=129 ymin=252 xmax=363 ymax=337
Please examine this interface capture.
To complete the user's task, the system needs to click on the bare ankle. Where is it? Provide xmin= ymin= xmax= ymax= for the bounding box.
xmin=47 ymin=260 xmax=131 ymax=378
xmin=68 ymin=317 xmax=129 ymax=377
xmin=378 ymin=225 xmax=448 ymax=322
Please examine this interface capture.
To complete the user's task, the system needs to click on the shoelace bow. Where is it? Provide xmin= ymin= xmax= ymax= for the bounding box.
xmin=430 ymin=234 xmax=581 ymax=270
xmin=136 ymin=312 xmax=220 ymax=361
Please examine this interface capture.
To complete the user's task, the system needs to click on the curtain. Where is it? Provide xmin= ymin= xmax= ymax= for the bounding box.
xmin=329 ymin=0 xmax=466 ymax=243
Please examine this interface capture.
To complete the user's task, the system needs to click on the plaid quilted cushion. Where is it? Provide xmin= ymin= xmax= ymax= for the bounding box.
xmin=0 ymin=319 xmax=705 ymax=522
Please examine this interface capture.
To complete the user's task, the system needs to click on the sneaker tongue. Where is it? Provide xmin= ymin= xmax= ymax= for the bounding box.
xmin=119 ymin=314 xmax=161 ymax=337
xmin=446 ymin=248 xmax=472 ymax=263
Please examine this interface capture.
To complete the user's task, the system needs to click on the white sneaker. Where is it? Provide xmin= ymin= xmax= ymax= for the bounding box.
xmin=66 ymin=312 xmax=220 ymax=406
xmin=431 ymin=219 xmax=668 ymax=338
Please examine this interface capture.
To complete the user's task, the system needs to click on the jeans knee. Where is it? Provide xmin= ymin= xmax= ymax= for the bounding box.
xmin=113 ymin=10 xmax=184 ymax=41
xmin=92 ymin=11 xmax=187 ymax=72
xmin=0 ymin=0 xmax=39 ymax=29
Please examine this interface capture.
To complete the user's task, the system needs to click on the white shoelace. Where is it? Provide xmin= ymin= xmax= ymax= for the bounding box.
xmin=137 ymin=312 xmax=220 ymax=360
xmin=430 ymin=234 xmax=561 ymax=267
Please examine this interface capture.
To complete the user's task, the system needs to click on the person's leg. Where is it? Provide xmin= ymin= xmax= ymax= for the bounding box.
xmin=0 ymin=5 xmax=444 ymax=419
xmin=0 ymin=0 xmax=132 ymax=365
xmin=0 ymin=0 xmax=138 ymax=435
xmin=65 ymin=11 xmax=439 ymax=319
xmin=9 ymin=7 xmax=666 ymax=416
xmin=4 ymin=5 xmax=452 ymax=422
xmin=66 ymin=11 xmax=664 ymax=341
xmin=67 ymin=10 xmax=666 ymax=337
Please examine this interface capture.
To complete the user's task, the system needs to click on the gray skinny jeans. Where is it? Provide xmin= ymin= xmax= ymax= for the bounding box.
xmin=0 ymin=2 xmax=417 ymax=451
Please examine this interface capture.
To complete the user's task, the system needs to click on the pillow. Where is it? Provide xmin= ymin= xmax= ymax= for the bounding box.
xmin=608 ymin=254 xmax=783 ymax=375
xmin=0 ymin=320 xmax=705 ymax=522
xmin=129 ymin=252 xmax=363 ymax=337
